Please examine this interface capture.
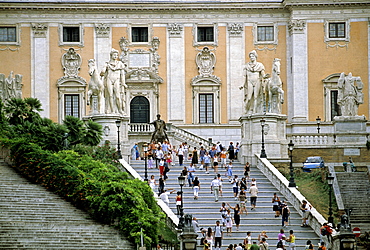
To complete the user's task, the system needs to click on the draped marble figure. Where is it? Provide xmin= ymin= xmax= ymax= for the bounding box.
xmin=337 ymin=72 xmax=363 ymax=116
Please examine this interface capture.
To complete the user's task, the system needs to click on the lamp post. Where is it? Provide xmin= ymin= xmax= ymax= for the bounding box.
xmin=177 ymin=175 xmax=186 ymax=230
xmin=115 ymin=120 xmax=122 ymax=159
xmin=288 ymin=140 xmax=296 ymax=187
xmin=326 ymin=174 xmax=335 ymax=225
xmin=316 ymin=116 xmax=321 ymax=133
xmin=260 ymin=118 xmax=267 ymax=158
xmin=143 ymin=143 xmax=148 ymax=182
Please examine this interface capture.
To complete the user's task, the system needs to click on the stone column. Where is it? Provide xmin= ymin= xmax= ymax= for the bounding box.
xmin=227 ymin=23 xmax=245 ymax=123
xmin=167 ymin=23 xmax=185 ymax=124
xmin=288 ymin=19 xmax=308 ymax=122
xmin=31 ymin=23 xmax=50 ymax=118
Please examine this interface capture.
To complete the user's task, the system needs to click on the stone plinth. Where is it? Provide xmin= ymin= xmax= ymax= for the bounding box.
xmin=83 ymin=114 xmax=130 ymax=158
xmin=239 ymin=113 xmax=288 ymax=164
xmin=333 ymin=116 xmax=367 ymax=145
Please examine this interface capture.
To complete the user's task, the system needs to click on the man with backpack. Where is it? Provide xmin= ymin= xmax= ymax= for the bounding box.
xmin=213 ymin=220 xmax=223 ymax=250
xmin=281 ymin=202 xmax=290 ymax=228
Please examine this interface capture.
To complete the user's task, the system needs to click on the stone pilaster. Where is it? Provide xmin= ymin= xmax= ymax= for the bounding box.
xmin=227 ymin=23 xmax=245 ymax=123
xmin=167 ymin=23 xmax=185 ymax=124
xmin=288 ymin=19 xmax=308 ymax=122
xmin=94 ymin=23 xmax=112 ymax=71
xmin=31 ymin=23 xmax=50 ymax=118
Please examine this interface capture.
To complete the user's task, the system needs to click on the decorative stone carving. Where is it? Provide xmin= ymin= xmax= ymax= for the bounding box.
xmin=228 ymin=23 xmax=243 ymax=36
xmin=191 ymin=47 xmax=221 ymax=85
xmin=288 ymin=19 xmax=306 ymax=35
xmin=0 ymin=71 xmax=23 ymax=100
xmin=337 ymin=72 xmax=363 ymax=117
xmin=95 ymin=23 xmax=110 ymax=38
xmin=31 ymin=23 xmax=48 ymax=38
xmin=168 ymin=23 xmax=183 ymax=37
xmin=62 ymin=48 xmax=82 ymax=78
xmin=119 ymin=36 xmax=163 ymax=84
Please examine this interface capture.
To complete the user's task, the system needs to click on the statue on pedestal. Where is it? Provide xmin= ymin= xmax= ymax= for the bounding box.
xmin=265 ymin=58 xmax=284 ymax=114
xmin=150 ymin=114 xmax=169 ymax=144
xmin=87 ymin=59 xmax=104 ymax=114
xmin=337 ymin=72 xmax=363 ymax=116
xmin=100 ymin=48 xmax=127 ymax=115
xmin=243 ymin=50 xmax=266 ymax=114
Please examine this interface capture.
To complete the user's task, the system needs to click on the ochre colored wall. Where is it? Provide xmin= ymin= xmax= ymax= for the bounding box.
xmin=308 ymin=21 xmax=369 ymax=121
xmin=0 ymin=27 xmax=31 ymax=98
xmin=154 ymin=27 xmax=168 ymax=121
xmin=244 ymin=25 xmax=287 ymax=114
xmin=217 ymin=26 xmax=227 ymax=124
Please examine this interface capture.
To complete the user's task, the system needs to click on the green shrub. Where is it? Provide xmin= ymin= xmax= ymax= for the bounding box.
xmin=3 ymin=138 xmax=166 ymax=247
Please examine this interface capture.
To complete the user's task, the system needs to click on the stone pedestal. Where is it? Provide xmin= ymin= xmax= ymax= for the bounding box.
xmin=84 ymin=114 xmax=130 ymax=158
xmin=239 ymin=113 xmax=288 ymax=165
xmin=333 ymin=116 xmax=367 ymax=145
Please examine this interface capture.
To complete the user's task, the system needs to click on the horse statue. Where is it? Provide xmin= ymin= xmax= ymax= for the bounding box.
xmin=87 ymin=59 xmax=104 ymax=114
xmin=265 ymin=58 xmax=284 ymax=113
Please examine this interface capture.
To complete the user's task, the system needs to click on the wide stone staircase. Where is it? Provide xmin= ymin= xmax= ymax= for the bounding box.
xmin=336 ymin=172 xmax=370 ymax=232
xmin=0 ymin=160 xmax=134 ymax=250
xmin=131 ymin=159 xmax=320 ymax=249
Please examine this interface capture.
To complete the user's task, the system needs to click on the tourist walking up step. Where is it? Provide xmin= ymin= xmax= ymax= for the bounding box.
xmin=177 ymin=144 xmax=184 ymax=166
xmin=158 ymin=177 xmax=165 ymax=195
xmin=239 ymin=188 xmax=247 ymax=215
xmin=243 ymin=231 xmax=252 ymax=250
xmin=220 ymin=202 xmax=228 ymax=226
xmin=148 ymin=150 xmax=154 ymax=169
xmin=249 ymin=183 xmax=258 ymax=210
xmin=278 ymin=229 xmax=286 ymax=241
xmin=287 ymin=230 xmax=296 ymax=250
xmin=187 ymin=163 xmax=196 ymax=187
xmin=213 ymin=154 xmax=219 ymax=174
xmin=170 ymin=146 xmax=176 ymax=166
xmin=227 ymin=203 xmax=241 ymax=231
xmin=192 ymin=147 xmax=199 ymax=167
xmin=228 ymin=142 xmax=235 ymax=160
xmin=231 ymin=175 xmax=239 ymax=200
xmin=225 ymin=209 xmax=233 ymax=236
xmin=259 ymin=237 xmax=269 ymax=250
xmin=149 ymin=175 xmax=157 ymax=192
xmin=226 ymin=161 xmax=233 ymax=181
xmin=272 ymin=193 xmax=281 ymax=217
xmin=281 ymin=201 xmax=290 ymax=228
xmin=199 ymin=146 xmax=206 ymax=169
xmin=235 ymin=142 xmax=240 ymax=160
xmin=258 ymin=230 xmax=269 ymax=244
xmin=213 ymin=220 xmax=224 ymax=250
xmin=300 ymin=200 xmax=312 ymax=227
xmin=205 ymin=227 xmax=213 ymax=249
xmin=159 ymin=189 xmax=175 ymax=207
xmin=217 ymin=174 xmax=224 ymax=197
xmin=249 ymin=241 xmax=259 ymax=250
xmin=240 ymin=177 xmax=247 ymax=191
xmin=211 ymin=176 xmax=221 ymax=202
xmin=220 ymin=148 xmax=228 ymax=169
xmin=176 ymin=191 xmax=182 ymax=215
xmin=204 ymin=152 xmax=211 ymax=174
xmin=193 ymin=176 xmax=200 ymax=200
xmin=244 ymin=162 xmax=251 ymax=181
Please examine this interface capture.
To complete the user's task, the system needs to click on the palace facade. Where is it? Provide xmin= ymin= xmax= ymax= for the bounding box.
xmin=0 ymin=0 xmax=369 ymax=162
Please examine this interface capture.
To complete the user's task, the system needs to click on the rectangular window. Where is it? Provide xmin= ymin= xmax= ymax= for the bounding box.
xmin=65 ymin=94 xmax=80 ymax=118
xmin=197 ymin=27 xmax=214 ymax=42
xmin=199 ymin=94 xmax=214 ymax=123
xmin=132 ymin=27 xmax=148 ymax=43
xmin=0 ymin=27 xmax=16 ymax=42
xmin=63 ymin=27 xmax=80 ymax=43
xmin=329 ymin=22 xmax=345 ymax=38
xmin=257 ymin=26 xmax=274 ymax=42
xmin=331 ymin=90 xmax=341 ymax=120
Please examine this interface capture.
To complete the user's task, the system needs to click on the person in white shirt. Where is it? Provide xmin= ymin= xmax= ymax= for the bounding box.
xmin=213 ymin=220 xmax=223 ymax=250
xmin=159 ymin=189 xmax=175 ymax=207
xmin=210 ymin=177 xmax=221 ymax=202
xmin=249 ymin=183 xmax=258 ymax=210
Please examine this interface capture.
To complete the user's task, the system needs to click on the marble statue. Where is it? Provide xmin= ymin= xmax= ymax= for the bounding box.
xmin=337 ymin=72 xmax=363 ymax=116
xmin=87 ymin=59 xmax=104 ymax=114
xmin=266 ymin=58 xmax=284 ymax=113
xmin=243 ymin=50 xmax=266 ymax=114
xmin=0 ymin=71 xmax=23 ymax=101
xmin=100 ymin=48 xmax=127 ymax=115
xmin=150 ymin=114 xmax=169 ymax=144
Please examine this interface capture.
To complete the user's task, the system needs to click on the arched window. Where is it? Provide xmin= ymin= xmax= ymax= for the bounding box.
xmin=130 ymin=96 xmax=149 ymax=123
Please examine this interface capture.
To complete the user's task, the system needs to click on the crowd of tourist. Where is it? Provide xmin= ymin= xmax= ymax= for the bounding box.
xmin=132 ymin=140 xmax=329 ymax=250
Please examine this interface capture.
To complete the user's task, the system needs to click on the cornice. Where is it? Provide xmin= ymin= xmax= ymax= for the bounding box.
xmin=0 ymin=2 xmax=286 ymax=12
xmin=283 ymin=0 xmax=370 ymax=8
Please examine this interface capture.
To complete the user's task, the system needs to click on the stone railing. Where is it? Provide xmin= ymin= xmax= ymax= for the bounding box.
xmin=327 ymin=163 xmax=345 ymax=210
xmin=129 ymin=123 xmax=211 ymax=148
xmin=289 ymin=134 xmax=333 ymax=146
xmin=119 ymin=158 xmax=179 ymax=232
xmin=256 ymin=155 xmax=327 ymax=237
